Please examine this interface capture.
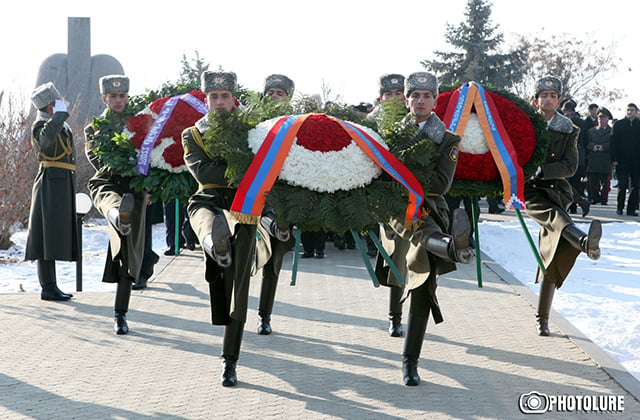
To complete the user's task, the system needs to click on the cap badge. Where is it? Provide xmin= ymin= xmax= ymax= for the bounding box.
xmin=113 ymin=81 xmax=121 ymax=87
xmin=215 ymin=77 xmax=224 ymax=84
xmin=418 ymin=76 xmax=428 ymax=83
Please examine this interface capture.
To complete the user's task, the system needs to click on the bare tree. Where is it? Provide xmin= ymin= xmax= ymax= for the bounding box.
xmin=0 ymin=91 xmax=37 ymax=249
xmin=511 ymin=32 xmax=626 ymax=106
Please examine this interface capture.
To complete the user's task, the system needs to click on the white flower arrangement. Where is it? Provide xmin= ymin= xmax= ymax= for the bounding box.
xmin=460 ymin=113 xmax=489 ymax=155
xmin=247 ymin=117 xmax=388 ymax=193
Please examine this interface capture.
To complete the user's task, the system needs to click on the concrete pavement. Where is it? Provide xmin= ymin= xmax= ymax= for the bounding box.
xmin=0 ymin=195 xmax=639 ymax=419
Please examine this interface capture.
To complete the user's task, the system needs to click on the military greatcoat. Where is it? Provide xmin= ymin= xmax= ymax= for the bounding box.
xmin=85 ymin=108 xmax=146 ymax=283
xmin=25 ymin=110 xmax=78 ymax=262
xmin=525 ymin=111 xmax=580 ymax=287
xmin=374 ymin=113 xmax=461 ymax=323
xmin=182 ymin=116 xmax=257 ymax=325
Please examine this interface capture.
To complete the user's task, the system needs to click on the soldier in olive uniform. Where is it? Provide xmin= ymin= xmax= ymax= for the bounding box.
xmin=183 ymin=71 xmax=289 ymax=387
xmin=254 ymin=74 xmax=296 ymax=336
xmin=527 ymin=76 xmax=602 ymax=337
xmin=85 ymin=75 xmax=146 ymax=335
xmin=367 ymin=73 xmax=410 ymax=338
xmin=374 ymin=72 xmax=474 ymax=386
xmin=25 ymin=82 xmax=77 ymax=301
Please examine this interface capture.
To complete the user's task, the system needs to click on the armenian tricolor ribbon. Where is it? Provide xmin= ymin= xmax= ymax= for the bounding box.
xmin=443 ymin=82 xmax=525 ymax=210
xmin=230 ymin=113 xmax=425 ymax=229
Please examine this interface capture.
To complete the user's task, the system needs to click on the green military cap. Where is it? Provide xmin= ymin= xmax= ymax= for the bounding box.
xmin=378 ymin=73 xmax=405 ymax=95
xmin=201 ymin=71 xmax=237 ymax=93
xmin=100 ymin=75 xmax=129 ymax=95
xmin=405 ymin=72 xmax=438 ymax=97
xmin=598 ymin=107 xmax=613 ymax=120
xmin=264 ymin=74 xmax=295 ymax=96
xmin=31 ymin=82 xmax=60 ymax=110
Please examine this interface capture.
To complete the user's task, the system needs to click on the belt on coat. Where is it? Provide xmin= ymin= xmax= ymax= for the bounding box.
xmin=40 ymin=161 xmax=76 ymax=171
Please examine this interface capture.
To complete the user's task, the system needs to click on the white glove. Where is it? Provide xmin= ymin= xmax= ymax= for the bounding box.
xmin=53 ymin=99 xmax=67 ymax=113
xmin=534 ymin=166 xmax=543 ymax=178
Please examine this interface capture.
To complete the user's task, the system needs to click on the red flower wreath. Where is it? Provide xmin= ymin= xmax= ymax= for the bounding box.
xmin=124 ymin=90 xmax=207 ymax=171
xmin=433 ymin=84 xmax=548 ymax=196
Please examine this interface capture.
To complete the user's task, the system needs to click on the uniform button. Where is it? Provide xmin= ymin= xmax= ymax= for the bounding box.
xmin=551 ymin=153 xmax=555 ymax=157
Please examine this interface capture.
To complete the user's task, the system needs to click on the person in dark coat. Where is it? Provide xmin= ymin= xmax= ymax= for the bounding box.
xmin=611 ymin=103 xmax=640 ymax=216
xmin=526 ymin=76 xmax=602 ymax=337
xmin=374 ymin=72 xmax=474 ymax=386
xmin=253 ymin=74 xmax=296 ymax=335
xmin=562 ymin=99 xmax=590 ymax=216
xmin=85 ymin=75 xmax=146 ymax=335
xmin=586 ymin=107 xmax=613 ymax=205
xmin=24 ymin=82 xmax=78 ymax=301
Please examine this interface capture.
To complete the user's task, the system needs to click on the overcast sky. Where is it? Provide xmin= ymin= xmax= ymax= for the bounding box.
xmin=2 ymin=0 xmax=638 ymax=116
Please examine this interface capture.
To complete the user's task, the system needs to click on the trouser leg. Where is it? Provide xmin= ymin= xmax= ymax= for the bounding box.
xmin=257 ymin=261 xmax=278 ymax=335
xmin=221 ymin=318 xmax=245 ymax=387
xmin=388 ymin=285 xmax=404 ymax=337
xmin=536 ymin=278 xmax=556 ymax=336
xmin=115 ymin=275 xmax=133 ymax=314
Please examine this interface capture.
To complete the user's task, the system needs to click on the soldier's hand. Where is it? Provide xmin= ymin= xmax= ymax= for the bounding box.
xmin=53 ymin=99 xmax=68 ymax=113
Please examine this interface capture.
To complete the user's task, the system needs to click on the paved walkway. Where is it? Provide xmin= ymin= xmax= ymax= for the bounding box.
xmin=1 ymin=198 xmax=639 ymax=419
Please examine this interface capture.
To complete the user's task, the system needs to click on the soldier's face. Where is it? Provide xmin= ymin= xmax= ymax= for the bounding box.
xmin=381 ymin=89 xmax=405 ymax=102
xmin=265 ymin=88 xmax=289 ymax=102
xmin=103 ymin=92 xmax=128 ymax=112
xmin=206 ymin=90 xmax=235 ymax=113
xmin=407 ymin=89 xmax=436 ymax=123
xmin=535 ymin=91 xmax=559 ymax=114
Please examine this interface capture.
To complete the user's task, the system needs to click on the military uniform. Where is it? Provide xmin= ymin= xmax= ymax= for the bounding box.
xmin=527 ymin=76 xmax=601 ymax=337
xmin=25 ymin=82 xmax=78 ymax=301
xmin=85 ymin=75 xmax=146 ymax=335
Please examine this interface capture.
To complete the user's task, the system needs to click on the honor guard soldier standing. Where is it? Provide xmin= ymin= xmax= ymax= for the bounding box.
xmin=527 ymin=76 xmax=602 ymax=337
xmin=25 ymin=82 xmax=77 ymax=301
xmin=254 ymin=74 xmax=295 ymax=335
xmin=85 ymin=75 xmax=146 ymax=335
xmin=375 ymin=72 xmax=474 ymax=386
xmin=368 ymin=73 xmax=409 ymax=338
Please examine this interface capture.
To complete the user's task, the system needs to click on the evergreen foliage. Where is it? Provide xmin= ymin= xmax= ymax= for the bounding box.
xmin=422 ymin=0 xmax=528 ymax=89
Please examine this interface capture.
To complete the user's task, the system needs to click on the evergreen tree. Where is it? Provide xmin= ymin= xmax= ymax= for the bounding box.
xmin=422 ymin=0 xmax=528 ymax=89
xmin=178 ymin=51 xmax=209 ymax=89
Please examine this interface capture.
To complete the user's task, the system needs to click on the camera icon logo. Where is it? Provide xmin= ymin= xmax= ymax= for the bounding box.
xmin=519 ymin=391 xmax=550 ymax=414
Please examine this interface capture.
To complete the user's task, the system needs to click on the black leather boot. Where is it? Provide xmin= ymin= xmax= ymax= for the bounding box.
xmin=402 ymin=313 xmax=428 ymax=386
xmin=221 ymin=318 xmax=244 ymax=387
xmin=114 ymin=276 xmax=132 ymax=335
xmin=38 ymin=260 xmax=70 ymax=301
xmin=388 ymin=286 xmax=404 ymax=337
xmin=562 ymin=221 xmax=601 ymax=260
xmin=203 ymin=214 xmax=232 ymax=268
xmin=536 ymin=279 xmax=556 ymax=336
xmin=257 ymin=267 xmax=278 ymax=335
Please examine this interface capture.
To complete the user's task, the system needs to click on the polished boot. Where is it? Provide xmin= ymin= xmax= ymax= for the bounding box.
xmin=388 ymin=286 xmax=404 ymax=337
xmin=536 ymin=279 xmax=556 ymax=336
xmin=257 ymin=272 xmax=278 ymax=335
xmin=114 ymin=311 xmax=129 ymax=335
xmin=203 ymin=214 xmax=232 ymax=268
xmin=562 ymin=221 xmax=602 ymax=260
xmin=37 ymin=260 xmax=71 ymax=301
xmin=260 ymin=212 xmax=290 ymax=242
xmin=424 ymin=208 xmax=474 ymax=263
xmin=402 ymin=313 xmax=428 ymax=386
xmin=131 ymin=273 xmax=149 ymax=290
xmin=114 ymin=276 xmax=132 ymax=335
xmin=221 ymin=318 xmax=244 ymax=387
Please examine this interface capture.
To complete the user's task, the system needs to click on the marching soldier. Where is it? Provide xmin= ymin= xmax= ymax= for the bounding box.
xmin=527 ymin=76 xmax=602 ymax=337
xmin=375 ymin=72 xmax=474 ymax=386
xmin=254 ymin=74 xmax=296 ymax=336
xmin=25 ymin=82 xmax=77 ymax=301
xmin=85 ymin=75 xmax=146 ymax=335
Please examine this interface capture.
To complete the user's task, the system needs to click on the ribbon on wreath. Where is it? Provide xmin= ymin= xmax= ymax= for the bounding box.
xmin=230 ymin=113 xmax=425 ymax=229
xmin=136 ymin=92 xmax=209 ymax=175
xmin=442 ymin=81 xmax=525 ymax=210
